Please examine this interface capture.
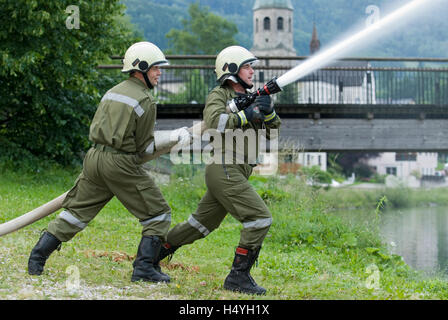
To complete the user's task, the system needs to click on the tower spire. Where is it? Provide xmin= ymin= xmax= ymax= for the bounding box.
xmin=310 ymin=22 xmax=320 ymax=54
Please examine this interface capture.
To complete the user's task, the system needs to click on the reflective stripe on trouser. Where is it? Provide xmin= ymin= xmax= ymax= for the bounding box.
xmin=167 ymin=164 xmax=272 ymax=250
xmin=47 ymin=148 xmax=171 ymax=242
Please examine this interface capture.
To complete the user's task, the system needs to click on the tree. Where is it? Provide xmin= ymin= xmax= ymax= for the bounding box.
xmin=0 ymin=0 xmax=141 ymax=166
xmin=277 ymin=82 xmax=299 ymax=104
xmin=329 ymin=152 xmax=379 ymax=178
xmin=166 ymin=2 xmax=238 ymax=55
xmin=165 ymin=69 xmax=213 ymax=104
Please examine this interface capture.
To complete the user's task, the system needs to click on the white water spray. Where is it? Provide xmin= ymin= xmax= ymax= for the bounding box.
xmin=276 ymin=0 xmax=430 ymax=88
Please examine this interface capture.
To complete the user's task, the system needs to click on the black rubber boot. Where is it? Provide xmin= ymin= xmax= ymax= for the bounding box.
xmin=131 ymin=236 xmax=170 ymax=283
xmin=223 ymin=246 xmax=266 ymax=295
xmin=154 ymin=242 xmax=179 ymax=276
xmin=28 ymin=231 xmax=61 ymax=275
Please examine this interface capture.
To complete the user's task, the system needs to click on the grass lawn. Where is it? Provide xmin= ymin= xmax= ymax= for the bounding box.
xmin=1 ymin=165 xmax=448 ymax=300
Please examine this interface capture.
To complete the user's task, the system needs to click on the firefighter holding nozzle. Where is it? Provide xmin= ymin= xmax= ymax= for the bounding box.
xmin=156 ymin=46 xmax=281 ymax=295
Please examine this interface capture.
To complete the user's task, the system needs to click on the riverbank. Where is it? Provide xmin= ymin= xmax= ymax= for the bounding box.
xmin=317 ymin=183 xmax=448 ymax=210
xmin=1 ymin=166 xmax=448 ymax=299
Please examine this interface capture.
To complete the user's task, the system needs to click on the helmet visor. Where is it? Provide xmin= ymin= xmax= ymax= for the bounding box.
xmin=150 ymin=60 xmax=170 ymax=68
xmin=240 ymin=58 xmax=259 ymax=70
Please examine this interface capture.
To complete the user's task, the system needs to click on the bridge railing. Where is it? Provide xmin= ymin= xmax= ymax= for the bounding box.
xmin=99 ymin=55 xmax=448 ymax=106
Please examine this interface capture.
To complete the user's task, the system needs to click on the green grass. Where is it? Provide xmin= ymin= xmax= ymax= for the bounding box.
xmin=1 ymin=167 xmax=448 ymax=299
xmin=318 ymin=184 xmax=448 ymax=210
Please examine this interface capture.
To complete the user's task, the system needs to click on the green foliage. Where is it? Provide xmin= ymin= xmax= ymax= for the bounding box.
xmin=326 ymin=153 xmax=346 ymax=182
xmin=171 ymin=163 xmax=204 ymax=179
xmin=329 ymin=152 xmax=379 ymax=178
xmin=301 ymin=165 xmax=333 ymax=184
xmin=353 ymin=162 xmax=375 ymax=180
xmin=276 ymin=82 xmax=298 ymax=104
xmin=249 ymin=174 xmax=289 ymax=203
xmin=123 ymin=0 xmax=448 ymax=58
xmin=0 ymin=0 xmax=141 ymax=167
xmin=123 ymin=0 xmax=188 ymax=50
xmin=165 ymin=2 xmax=238 ymax=55
xmin=383 ymin=187 xmax=411 ymax=209
xmin=272 ymin=203 xmax=381 ymax=253
xmin=164 ymin=69 xmax=215 ymax=104
xmin=161 ymin=173 xmax=206 ymax=216
xmin=1 ymin=167 xmax=448 ymax=299
xmin=321 ymin=186 xmax=448 ymax=211
xmin=369 ymin=173 xmax=386 ymax=184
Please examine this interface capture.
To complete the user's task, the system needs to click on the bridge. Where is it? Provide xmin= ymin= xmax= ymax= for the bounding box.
xmin=99 ymin=55 xmax=448 ymax=152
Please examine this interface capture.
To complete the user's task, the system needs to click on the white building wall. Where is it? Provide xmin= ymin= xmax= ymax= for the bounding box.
xmin=417 ymin=152 xmax=438 ymax=176
xmin=367 ymin=152 xmax=438 ymax=178
xmin=297 ymin=78 xmax=376 ymax=104
xmin=256 ymin=151 xmax=327 ymax=174
xmin=297 ymin=152 xmax=327 ymax=171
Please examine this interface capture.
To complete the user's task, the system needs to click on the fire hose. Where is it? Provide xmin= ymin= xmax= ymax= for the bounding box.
xmin=0 ymin=122 xmax=206 ymax=237
xmin=0 ymin=0 xmax=430 ymax=237
xmin=0 ymin=76 xmax=283 ymax=237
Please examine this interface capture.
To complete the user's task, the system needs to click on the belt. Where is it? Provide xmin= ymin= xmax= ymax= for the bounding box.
xmin=92 ymin=143 xmax=134 ymax=155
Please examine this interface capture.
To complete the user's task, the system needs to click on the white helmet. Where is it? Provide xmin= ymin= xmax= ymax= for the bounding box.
xmin=121 ymin=41 xmax=169 ymax=73
xmin=215 ymin=46 xmax=258 ymax=87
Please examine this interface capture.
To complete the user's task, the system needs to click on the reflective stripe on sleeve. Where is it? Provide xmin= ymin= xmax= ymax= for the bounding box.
xmin=101 ymin=92 xmax=145 ymax=117
xmin=242 ymin=217 xmax=272 ymax=229
xmin=140 ymin=212 xmax=171 ymax=226
xmin=264 ymin=111 xmax=277 ymax=122
xmin=59 ymin=210 xmax=87 ymax=229
xmin=187 ymin=215 xmax=210 ymax=237
xmin=237 ymin=110 xmax=248 ymax=126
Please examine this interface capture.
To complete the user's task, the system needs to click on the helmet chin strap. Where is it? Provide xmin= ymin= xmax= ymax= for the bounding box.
xmin=141 ymin=71 xmax=154 ymax=89
xmin=236 ymin=75 xmax=253 ymax=89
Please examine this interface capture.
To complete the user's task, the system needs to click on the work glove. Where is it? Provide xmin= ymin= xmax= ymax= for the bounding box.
xmin=254 ymin=95 xmax=277 ymax=123
xmin=236 ymin=104 xmax=264 ymax=127
xmin=255 ymin=95 xmax=273 ymax=115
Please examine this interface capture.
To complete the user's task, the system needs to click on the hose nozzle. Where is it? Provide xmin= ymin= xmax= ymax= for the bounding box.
xmin=255 ymin=77 xmax=282 ymax=96
xmin=227 ymin=77 xmax=282 ymax=113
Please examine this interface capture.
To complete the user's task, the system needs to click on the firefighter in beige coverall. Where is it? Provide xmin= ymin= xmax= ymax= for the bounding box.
xmin=156 ymin=46 xmax=281 ymax=295
xmin=27 ymin=42 xmax=190 ymax=283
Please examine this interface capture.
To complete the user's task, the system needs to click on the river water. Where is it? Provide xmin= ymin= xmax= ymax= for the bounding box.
xmin=337 ymin=206 xmax=448 ymax=275
xmin=380 ymin=206 xmax=448 ymax=275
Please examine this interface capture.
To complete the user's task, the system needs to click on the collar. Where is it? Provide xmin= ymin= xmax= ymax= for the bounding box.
xmin=127 ymin=76 xmax=150 ymax=90
xmin=222 ymin=81 xmax=248 ymax=97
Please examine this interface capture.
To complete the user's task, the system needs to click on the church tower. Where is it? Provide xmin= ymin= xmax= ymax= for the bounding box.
xmin=310 ymin=23 xmax=321 ymax=54
xmin=251 ymin=0 xmax=296 ymax=57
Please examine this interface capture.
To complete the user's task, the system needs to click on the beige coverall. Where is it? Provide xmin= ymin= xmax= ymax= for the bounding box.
xmin=47 ymin=77 xmax=171 ymax=242
xmin=166 ymin=83 xmax=281 ymax=250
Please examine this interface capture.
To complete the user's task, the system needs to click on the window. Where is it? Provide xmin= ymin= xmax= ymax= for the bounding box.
xmin=318 ymin=155 xmax=321 ymax=166
xmin=395 ymin=152 xmax=417 ymax=161
xmin=277 ymin=17 xmax=284 ymax=30
xmin=255 ymin=18 xmax=258 ymax=33
xmin=288 ymin=18 xmax=291 ymax=32
xmin=264 ymin=17 xmax=270 ymax=30
xmin=386 ymin=167 xmax=397 ymax=176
